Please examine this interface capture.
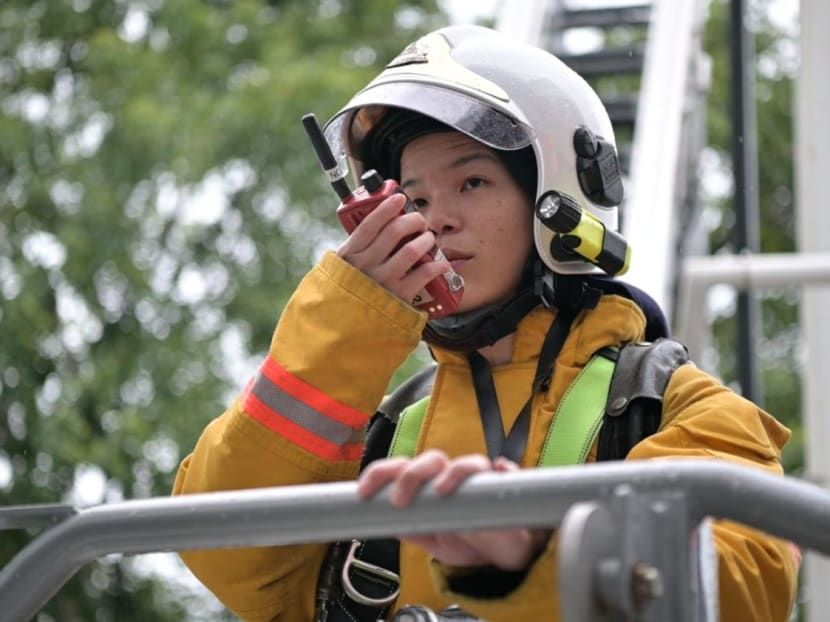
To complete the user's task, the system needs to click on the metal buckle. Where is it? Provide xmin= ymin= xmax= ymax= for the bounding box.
xmin=340 ymin=539 xmax=401 ymax=608
xmin=391 ymin=605 xmax=441 ymax=622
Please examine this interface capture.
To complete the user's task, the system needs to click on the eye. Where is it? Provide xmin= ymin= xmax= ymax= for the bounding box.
xmin=462 ymin=177 xmax=487 ymax=191
xmin=410 ymin=197 xmax=429 ymax=210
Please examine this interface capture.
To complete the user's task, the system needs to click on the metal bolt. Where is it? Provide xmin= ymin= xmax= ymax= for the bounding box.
xmin=631 ymin=562 xmax=664 ymax=609
xmin=610 ymin=396 xmax=628 ymax=411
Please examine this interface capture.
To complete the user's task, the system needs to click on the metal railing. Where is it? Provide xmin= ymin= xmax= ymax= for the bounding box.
xmin=675 ymin=251 xmax=830 ymax=363
xmin=1 ymin=460 xmax=827 ymax=622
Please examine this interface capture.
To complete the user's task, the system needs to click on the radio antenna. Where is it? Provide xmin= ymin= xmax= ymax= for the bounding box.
xmin=302 ymin=113 xmax=351 ymax=200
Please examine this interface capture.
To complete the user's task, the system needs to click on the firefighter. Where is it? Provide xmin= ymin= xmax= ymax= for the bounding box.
xmin=174 ymin=25 xmax=798 ymax=622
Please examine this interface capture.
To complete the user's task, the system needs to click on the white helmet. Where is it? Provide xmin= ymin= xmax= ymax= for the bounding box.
xmin=324 ymin=24 xmax=626 ymax=276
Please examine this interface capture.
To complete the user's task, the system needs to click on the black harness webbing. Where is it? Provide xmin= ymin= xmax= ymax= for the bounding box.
xmin=315 ymin=369 xmax=439 ymax=622
xmin=468 ymin=306 xmax=576 ymax=463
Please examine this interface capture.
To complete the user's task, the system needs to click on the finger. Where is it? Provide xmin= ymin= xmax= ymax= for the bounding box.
xmin=342 ymin=213 xmax=430 ymax=272
xmin=454 ymin=528 xmax=549 ymax=571
xmin=432 ymin=454 xmax=494 ymax=495
xmin=390 ymin=449 xmax=450 ymax=508
xmin=338 ymin=193 xmax=409 ymax=256
xmin=356 ymin=456 xmax=411 ymax=500
xmin=370 ymin=212 xmax=430 ymax=263
xmin=359 ymin=226 xmax=437 ymax=287
xmin=402 ymin=533 xmax=489 ymax=567
xmin=386 ymin=236 xmax=453 ymax=303
xmin=493 ymin=457 xmax=520 ymax=472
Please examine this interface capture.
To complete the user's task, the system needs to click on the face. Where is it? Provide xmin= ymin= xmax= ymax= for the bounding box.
xmin=400 ymin=132 xmax=534 ymax=313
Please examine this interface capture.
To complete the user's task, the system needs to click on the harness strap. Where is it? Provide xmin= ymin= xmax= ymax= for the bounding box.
xmin=391 ymin=350 xmax=616 ymax=465
xmin=468 ymin=350 xmax=510 ymax=461
xmin=388 ymin=396 xmax=429 ymax=459
xmin=467 ymin=306 xmax=578 ymax=463
xmin=390 ymin=308 xmax=578 ymax=462
xmin=539 ymin=350 xmax=616 ymax=466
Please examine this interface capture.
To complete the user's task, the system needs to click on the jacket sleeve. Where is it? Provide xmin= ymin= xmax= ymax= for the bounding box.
xmin=429 ymin=363 xmax=797 ymax=622
xmin=172 ymin=251 xmax=426 ymax=621
xmin=629 ymin=363 xmax=798 ymax=622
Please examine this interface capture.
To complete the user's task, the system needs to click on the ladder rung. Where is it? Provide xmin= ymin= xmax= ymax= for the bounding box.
xmin=559 ymin=46 xmax=645 ymax=76
xmin=559 ymin=5 xmax=652 ymax=30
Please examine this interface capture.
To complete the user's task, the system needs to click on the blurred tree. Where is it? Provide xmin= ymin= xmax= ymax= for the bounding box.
xmin=703 ymin=0 xmax=802 ymax=472
xmin=0 ymin=0 xmax=443 ymax=619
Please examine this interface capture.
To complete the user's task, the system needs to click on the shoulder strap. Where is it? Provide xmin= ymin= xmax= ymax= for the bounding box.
xmin=539 ymin=350 xmax=616 ymax=466
xmin=597 ymin=338 xmax=690 ymax=461
xmin=391 ymin=349 xmax=619 ymax=466
xmin=389 ymin=340 xmax=690 ymax=464
xmin=377 ymin=364 xmax=437 ymax=422
xmin=388 ymin=396 xmax=430 ymax=459
xmin=360 ymin=365 xmax=437 ymax=471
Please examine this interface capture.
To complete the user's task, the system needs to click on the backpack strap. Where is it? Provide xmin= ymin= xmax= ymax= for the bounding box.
xmin=388 ymin=396 xmax=430 ymax=459
xmin=377 ymin=365 xmax=437 ymax=422
xmin=539 ymin=349 xmax=617 ymax=466
xmin=597 ymin=338 xmax=690 ymax=461
xmin=360 ymin=366 xmax=437 ymax=470
xmin=388 ymin=341 xmax=690 ymax=466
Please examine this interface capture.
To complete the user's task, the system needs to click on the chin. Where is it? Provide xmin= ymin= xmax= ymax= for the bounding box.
xmin=453 ymin=294 xmax=481 ymax=315
xmin=454 ymin=294 xmax=496 ymax=315
xmin=457 ymin=288 xmax=521 ymax=315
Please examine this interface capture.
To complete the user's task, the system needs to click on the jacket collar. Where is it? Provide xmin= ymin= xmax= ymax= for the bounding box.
xmin=431 ymin=294 xmax=647 ymax=368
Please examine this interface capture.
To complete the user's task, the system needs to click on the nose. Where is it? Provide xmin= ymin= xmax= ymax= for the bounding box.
xmin=421 ymin=192 xmax=461 ymax=236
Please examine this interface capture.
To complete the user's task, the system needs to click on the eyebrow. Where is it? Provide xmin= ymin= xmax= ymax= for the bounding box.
xmin=401 ymin=151 xmax=500 ymax=191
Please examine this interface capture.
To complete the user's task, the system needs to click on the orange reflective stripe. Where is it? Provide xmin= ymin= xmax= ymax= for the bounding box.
xmin=243 ymin=357 xmax=368 ymax=461
xmin=261 ymin=357 xmax=368 ymax=427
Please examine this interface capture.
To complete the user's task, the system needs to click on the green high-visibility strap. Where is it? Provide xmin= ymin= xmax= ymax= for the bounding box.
xmin=388 ymin=396 xmax=430 ymax=458
xmin=539 ymin=353 xmax=615 ymax=466
xmin=388 ymin=353 xmax=616 ymax=466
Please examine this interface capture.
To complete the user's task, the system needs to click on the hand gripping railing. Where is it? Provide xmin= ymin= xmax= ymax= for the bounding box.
xmin=1 ymin=460 xmax=828 ymax=622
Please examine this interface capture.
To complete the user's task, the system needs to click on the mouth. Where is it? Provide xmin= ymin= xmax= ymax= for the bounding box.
xmin=449 ymin=258 xmax=470 ymax=273
xmin=440 ymin=249 xmax=473 ymax=271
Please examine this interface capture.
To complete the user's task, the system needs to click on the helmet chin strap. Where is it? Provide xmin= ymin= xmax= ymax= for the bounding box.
xmin=422 ymin=258 xmax=602 ymax=352
xmin=422 ymin=287 xmax=540 ymax=352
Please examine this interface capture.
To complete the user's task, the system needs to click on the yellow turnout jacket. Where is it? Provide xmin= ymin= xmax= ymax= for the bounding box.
xmin=173 ymin=251 xmax=798 ymax=622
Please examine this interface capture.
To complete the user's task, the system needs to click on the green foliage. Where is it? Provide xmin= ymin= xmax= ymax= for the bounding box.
xmin=703 ymin=0 xmax=801 ymax=463
xmin=0 ymin=0 xmax=443 ymax=618
xmin=705 ymin=0 xmax=796 ymax=255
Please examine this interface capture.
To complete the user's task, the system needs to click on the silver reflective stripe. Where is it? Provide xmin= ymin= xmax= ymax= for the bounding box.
xmin=250 ymin=371 xmax=364 ymax=446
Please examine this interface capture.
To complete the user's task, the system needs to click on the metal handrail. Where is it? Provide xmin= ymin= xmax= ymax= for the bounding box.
xmin=0 ymin=460 xmax=828 ymax=621
xmin=0 ymin=503 xmax=77 ymax=530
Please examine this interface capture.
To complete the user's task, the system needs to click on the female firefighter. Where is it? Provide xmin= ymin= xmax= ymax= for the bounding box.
xmin=173 ymin=25 xmax=798 ymax=622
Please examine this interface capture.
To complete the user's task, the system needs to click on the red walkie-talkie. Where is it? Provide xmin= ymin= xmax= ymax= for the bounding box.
xmin=302 ymin=113 xmax=464 ymax=319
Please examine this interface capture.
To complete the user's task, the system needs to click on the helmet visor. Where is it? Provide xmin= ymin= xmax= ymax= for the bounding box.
xmin=324 ymin=81 xmax=536 ymax=162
